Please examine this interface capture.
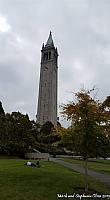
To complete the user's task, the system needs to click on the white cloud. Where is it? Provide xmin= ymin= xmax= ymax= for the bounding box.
xmin=0 ymin=15 xmax=11 ymax=32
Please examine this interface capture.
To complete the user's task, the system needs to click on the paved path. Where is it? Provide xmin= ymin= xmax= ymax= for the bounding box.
xmin=51 ymin=158 xmax=110 ymax=185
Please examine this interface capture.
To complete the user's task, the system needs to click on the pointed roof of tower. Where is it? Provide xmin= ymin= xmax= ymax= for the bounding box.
xmin=45 ymin=31 xmax=54 ymax=47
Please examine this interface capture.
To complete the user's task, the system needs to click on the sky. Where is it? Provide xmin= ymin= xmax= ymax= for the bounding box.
xmin=0 ymin=0 xmax=110 ymax=126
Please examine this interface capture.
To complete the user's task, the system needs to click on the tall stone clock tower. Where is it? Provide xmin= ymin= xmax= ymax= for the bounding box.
xmin=37 ymin=32 xmax=58 ymax=126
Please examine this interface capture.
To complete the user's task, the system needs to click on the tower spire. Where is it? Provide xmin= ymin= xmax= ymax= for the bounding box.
xmin=45 ymin=31 xmax=54 ymax=47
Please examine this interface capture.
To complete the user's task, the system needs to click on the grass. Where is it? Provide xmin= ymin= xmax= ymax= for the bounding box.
xmin=0 ymin=159 xmax=110 ymax=200
xmin=62 ymin=157 xmax=110 ymax=174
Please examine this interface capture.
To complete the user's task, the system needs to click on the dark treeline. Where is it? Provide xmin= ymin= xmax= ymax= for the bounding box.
xmin=0 ymin=102 xmax=61 ymax=157
xmin=0 ymin=92 xmax=110 ymax=159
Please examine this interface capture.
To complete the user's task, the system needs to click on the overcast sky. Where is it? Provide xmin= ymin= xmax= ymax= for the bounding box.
xmin=0 ymin=0 xmax=110 ymax=125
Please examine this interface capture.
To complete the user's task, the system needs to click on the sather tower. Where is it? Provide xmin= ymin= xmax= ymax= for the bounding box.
xmin=37 ymin=32 xmax=58 ymax=126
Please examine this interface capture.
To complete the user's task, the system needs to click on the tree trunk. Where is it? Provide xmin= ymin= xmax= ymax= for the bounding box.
xmin=84 ymin=156 xmax=88 ymax=192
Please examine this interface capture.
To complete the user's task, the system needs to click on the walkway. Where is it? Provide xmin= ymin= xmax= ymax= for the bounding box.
xmin=51 ymin=158 xmax=110 ymax=185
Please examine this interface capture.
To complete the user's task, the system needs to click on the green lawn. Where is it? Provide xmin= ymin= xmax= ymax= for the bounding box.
xmin=62 ymin=157 xmax=110 ymax=174
xmin=0 ymin=159 xmax=110 ymax=200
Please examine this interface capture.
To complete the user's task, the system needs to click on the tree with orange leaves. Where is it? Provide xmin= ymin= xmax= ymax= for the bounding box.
xmin=61 ymin=89 xmax=110 ymax=192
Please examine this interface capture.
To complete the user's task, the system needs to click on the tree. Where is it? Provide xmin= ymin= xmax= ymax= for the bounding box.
xmin=101 ymin=95 xmax=110 ymax=141
xmin=61 ymin=89 xmax=110 ymax=192
xmin=56 ymin=127 xmax=75 ymax=150
xmin=2 ymin=112 xmax=36 ymax=156
xmin=0 ymin=101 xmax=6 ymax=153
xmin=36 ymin=121 xmax=61 ymax=151
xmin=39 ymin=121 xmax=54 ymax=144
xmin=40 ymin=121 xmax=54 ymax=135
xmin=0 ymin=101 xmax=5 ymax=115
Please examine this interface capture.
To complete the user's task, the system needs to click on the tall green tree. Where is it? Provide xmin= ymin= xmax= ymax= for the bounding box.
xmin=3 ymin=112 xmax=36 ymax=156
